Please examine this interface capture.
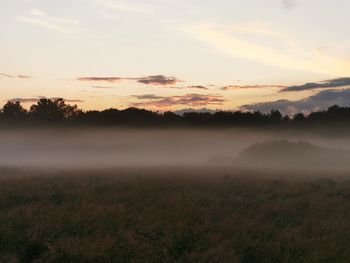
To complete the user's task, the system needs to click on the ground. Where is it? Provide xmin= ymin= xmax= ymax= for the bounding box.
xmin=1 ymin=167 xmax=350 ymax=262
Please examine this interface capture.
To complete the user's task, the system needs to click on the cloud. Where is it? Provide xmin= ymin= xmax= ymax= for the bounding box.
xmin=17 ymin=75 xmax=32 ymax=79
xmin=0 ymin=73 xmax=31 ymax=79
xmin=0 ymin=73 xmax=13 ymax=78
xmin=186 ymin=85 xmax=208 ymax=90
xmin=77 ymin=75 xmax=182 ymax=86
xmin=94 ymin=0 xmax=150 ymax=13
xmin=52 ymin=98 xmax=84 ymax=103
xmin=91 ymin=86 xmax=115 ymax=89
xmin=135 ymin=75 xmax=182 ymax=85
xmin=162 ymin=85 xmax=209 ymax=90
xmin=131 ymin=94 xmax=164 ymax=100
xmin=17 ymin=9 xmax=80 ymax=34
xmin=222 ymin=85 xmax=286 ymax=91
xmin=8 ymin=97 xmax=84 ymax=104
xmin=240 ymin=88 xmax=350 ymax=115
xmin=281 ymin=77 xmax=350 ymax=92
xmin=78 ymin=77 xmax=123 ymax=83
xmin=131 ymin=94 xmax=225 ymax=108
xmin=281 ymin=0 xmax=298 ymax=9
xmin=184 ymin=22 xmax=350 ymax=76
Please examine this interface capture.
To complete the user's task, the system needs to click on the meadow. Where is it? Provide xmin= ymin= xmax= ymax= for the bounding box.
xmin=1 ymin=167 xmax=350 ymax=262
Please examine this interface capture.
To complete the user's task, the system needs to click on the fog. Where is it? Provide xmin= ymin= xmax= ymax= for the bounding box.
xmin=1 ymin=128 xmax=350 ymax=170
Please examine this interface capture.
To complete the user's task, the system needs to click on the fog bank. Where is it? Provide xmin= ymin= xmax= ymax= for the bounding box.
xmin=0 ymin=128 xmax=350 ymax=170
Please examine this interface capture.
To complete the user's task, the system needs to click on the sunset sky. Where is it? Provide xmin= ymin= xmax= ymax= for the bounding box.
xmin=1 ymin=0 xmax=350 ymax=114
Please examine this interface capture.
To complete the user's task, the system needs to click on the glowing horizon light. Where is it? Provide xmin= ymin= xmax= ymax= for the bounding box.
xmin=1 ymin=0 xmax=350 ymax=113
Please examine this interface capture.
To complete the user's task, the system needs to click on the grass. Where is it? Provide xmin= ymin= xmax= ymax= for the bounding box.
xmin=1 ymin=167 xmax=350 ymax=262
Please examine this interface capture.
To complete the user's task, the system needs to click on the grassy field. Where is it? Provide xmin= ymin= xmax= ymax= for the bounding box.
xmin=1 ymin=167 xmax=350 ymax=262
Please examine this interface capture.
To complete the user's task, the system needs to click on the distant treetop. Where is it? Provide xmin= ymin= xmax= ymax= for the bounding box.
xmin=1 ymin=98 xmax=350 ymax=128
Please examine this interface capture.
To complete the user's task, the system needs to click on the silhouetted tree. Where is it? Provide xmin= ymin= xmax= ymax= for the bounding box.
xmin=1 ymin=99 xmax=349 ymax=129
xmin=293 ymin=113 xmax=306 ymax=122
xmin=64 ymin=104 xmax=83 ymax=121
xmin=1 ymin=101 xmax=27 ymax=121
xmin=29 ymin=98 xmax=80 ymax=123
xmin=269 ymin=110 xmax=283 ymax=123
xmin=162 ymin=111 xmax=181 ymax=126
xmin=183 ymin=112 xmax=212 ymax=126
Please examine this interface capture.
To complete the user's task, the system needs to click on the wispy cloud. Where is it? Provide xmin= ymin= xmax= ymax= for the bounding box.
xmin=149 ymin=85 xmax=209 ymax=90
xmin=17 ymin=9 xmax=80 ymax=34
xmin=0 ymin=73 xmax=31 ymax=79
xmin=186 ymin=85 xmax=208 ymax=90
xmin=17 ymin=75 xmax=31 ymax=79
xmin=78 ymin=77 xmax=123 ymax=83
xmin=281 ymin=78 xmax=350 ymax=92
xmin=222 ymin=85 xmax=286 ymax=91
xmin=281 ymin=0 xmax=298 ymax=9
xmin=0 ymin=73 xmax=14 ymax=78
xmin=91 ymin=86 xmax=116 ymax=89
xmin=131 ymin=94 xmax=165 ymax=100
xmin=131 ymin=93 xmax=225 ymax=108
xmin=51 ymin=98 xmax=84 ymax=103
xmin=78 ymin=75 xmax=183 ymax=86
xmin=94 ymin=0 xmax=151 ymax=13
xmin=184 ymin=22 xmax=350 ymax=76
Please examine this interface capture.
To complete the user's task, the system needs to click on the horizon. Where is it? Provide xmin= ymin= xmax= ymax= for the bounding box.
xmin=2 ymin=0 xmax=350 ymax=115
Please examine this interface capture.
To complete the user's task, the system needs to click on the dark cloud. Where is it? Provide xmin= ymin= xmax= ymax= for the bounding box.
xmin=135 ymin=75 xmax=182 ymax=86
xmin=77 ymin=77 xmax=122 ymax=83
xmin=77 ymin=75 xmax=182 ymax=86
xmin=282 ymin=0 xmax=298 ymax=9
xmin=281 ymin=78 xmax=350 ymax=92
xmin=187 ymin=85 xmax=208 ymax=90
xmin=131 ymin=94 xmax=225 ymax=108
xmin=131 ymin=94 xmax=164 ymax=100
xmin=240 ymin=88 xmax=350 ymax=115
xmin=222 ymin=85 xmax=286 ymax=91
xmin=0 ymin=73 xmax=31 ymax=79
xmin=8 ymin=97 xmax=84 ymax=104
xmin=166 ymin=85 xmax=209 ymax=90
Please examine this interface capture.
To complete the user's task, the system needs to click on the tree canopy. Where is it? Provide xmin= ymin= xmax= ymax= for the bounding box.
xmin=1 ymin=98 xmax=350 ymax=128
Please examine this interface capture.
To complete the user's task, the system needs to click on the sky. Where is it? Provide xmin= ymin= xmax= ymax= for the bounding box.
xmin=1 ymin=0 xmax=350 ymax=114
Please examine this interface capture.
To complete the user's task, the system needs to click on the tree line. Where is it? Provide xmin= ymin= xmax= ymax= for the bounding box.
xmin=1 ymin=98 xmax=350 ymax=128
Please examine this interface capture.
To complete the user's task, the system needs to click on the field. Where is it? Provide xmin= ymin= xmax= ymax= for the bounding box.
xmin=1 ymin=167 xmax=350 ymax=262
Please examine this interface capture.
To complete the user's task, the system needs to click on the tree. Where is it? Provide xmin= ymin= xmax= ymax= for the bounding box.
xmin=1 ymin=101 xmax=27 ymax=121
xmin=293 ymin=113 xmax=306 ymax=122
xmin=29 ymin=98 xmax=81 ymax=123
xmin=269 ymin=110 xmax=283 ymax=123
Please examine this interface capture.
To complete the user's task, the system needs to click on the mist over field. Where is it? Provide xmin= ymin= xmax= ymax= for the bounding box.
xmin=1 ymin=128 xmax=350 ymax=170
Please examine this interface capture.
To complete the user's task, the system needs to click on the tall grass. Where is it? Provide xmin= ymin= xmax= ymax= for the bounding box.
xmin=0 ymin=167 xmax=350 ymax=262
